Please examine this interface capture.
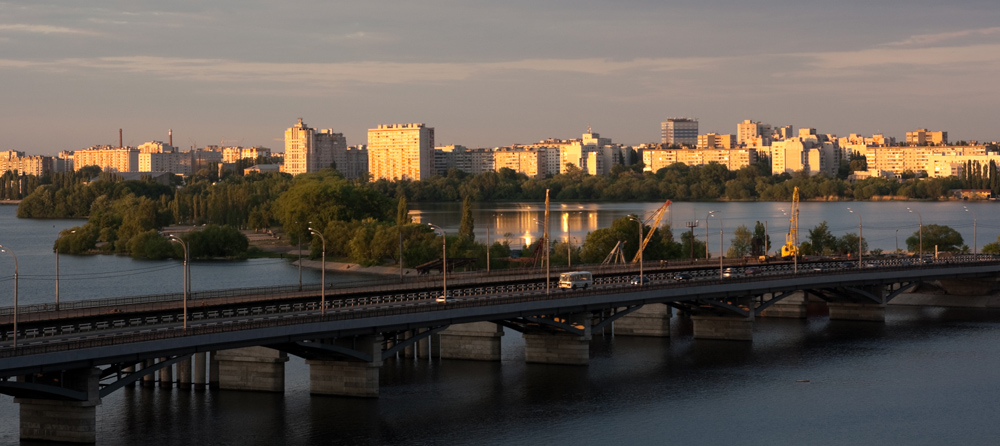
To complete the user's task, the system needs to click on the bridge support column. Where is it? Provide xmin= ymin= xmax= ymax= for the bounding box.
xmin=439 ymin=322 xmax=504 ymax=361
xmin=193 ymin=352 xmax=207 ymax=390
xmin=209 ymin=351 xmax=219 ymax=389
xmin=523 ymin=314 xmax=592 ymax=365
xmin=827 ymin=302 xmax=885 ymax=322
xmin=761 ymin=292 xmax=809 ymax=318
xmin=158 ymin=357 xmax=173 ymax=389
xmin=177 ymin=357 xmax=192 ymax=390
xmin=215 ymin=346 xmax=288 ymax=392
xmin=16 ymin=367 xmax=101 ymax=443
xmin=614 ymin=304 xmax=671 ymax=337
xmin=142 ymin=359 xmax=155 ymax=387
xmin=307 ymin=335 xmax=383 ymax=397
xmin=123 ymin=365 xmax=136 ymax=388
xmin=691 ymin=315 xmax=753 ymax=341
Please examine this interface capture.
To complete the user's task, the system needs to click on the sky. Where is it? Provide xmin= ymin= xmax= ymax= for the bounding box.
xmin=1 ymin=0 xmax=999 ymax=155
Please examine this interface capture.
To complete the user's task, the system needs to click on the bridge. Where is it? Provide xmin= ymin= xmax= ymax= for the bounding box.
xmin=1 ymin=257 xmax=998 ymax=442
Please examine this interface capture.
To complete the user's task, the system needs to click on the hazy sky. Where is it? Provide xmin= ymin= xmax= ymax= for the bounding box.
xmin=2 ymin=0 xmax=999 ymax=155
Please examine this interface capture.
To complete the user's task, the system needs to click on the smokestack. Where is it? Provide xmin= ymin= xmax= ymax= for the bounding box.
xmin=169 ymin=129 xmax=173 ymax=146
xmin=119 ymin=128 xmax=123 ymax=148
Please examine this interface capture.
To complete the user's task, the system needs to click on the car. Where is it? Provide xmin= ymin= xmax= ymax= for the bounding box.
xmin=744 ymin=267 xmax=761 ymax=275
xmin=630 ymin=275 xmax=650 ymax=286
xmin=722 ymin=267 xmax=740 ymax=278
xmin=840 ymin=262 xmax=856 ymax=269
xmin=673 ymin=273 xmax=693 ymax=281
xmin=435 ymin=294 xmax=449 ymax=303
xmin=812 ymin=265 xmax=825 ymax=272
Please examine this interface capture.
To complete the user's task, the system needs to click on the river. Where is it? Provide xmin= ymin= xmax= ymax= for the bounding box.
xmin=1 ymin=202 xmax=1000 ymax=444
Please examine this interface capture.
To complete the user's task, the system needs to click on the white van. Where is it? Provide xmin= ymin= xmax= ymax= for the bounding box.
xmin=558 ymin=271 xmax=593 ymax=290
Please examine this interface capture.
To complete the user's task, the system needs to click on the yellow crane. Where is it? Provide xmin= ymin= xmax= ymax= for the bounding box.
xmin=631 ymin=200 xmax=672 ymax=263
xmin=781 ymin=187 xmax=799 ymax=258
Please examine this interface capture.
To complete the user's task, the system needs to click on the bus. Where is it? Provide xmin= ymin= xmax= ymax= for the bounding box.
xmin=558 ymin=271 xmax=593 ymax=290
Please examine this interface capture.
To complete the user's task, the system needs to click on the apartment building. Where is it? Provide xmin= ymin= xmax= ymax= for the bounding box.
xmin=367 ymin=123 xmax=435 ymax=181
xmin=74 ymin=146 xmax=139 ymax=173
xmin=661 ymin=118 xmax=698 ymax=146
xmin=0 ymin=151 xmax=57 ymax=176
xmin=283 ymin=118 xmax=349 ymax=177
xmin=906 ymin=128 xmax=948 ymax=146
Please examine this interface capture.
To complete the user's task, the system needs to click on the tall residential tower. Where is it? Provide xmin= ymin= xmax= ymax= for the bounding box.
xmin=661 ymin=118 xmax=699 ymax=147
xmin=283 ymin=118 xmax=348 ymax=176
xmin=367 ymin=123 xmax=435 ymax=181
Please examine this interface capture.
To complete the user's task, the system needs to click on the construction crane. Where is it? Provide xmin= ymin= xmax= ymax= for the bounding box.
xmin=781 ymin=186 xmax=799 ymax=258
xmin=631 ymin=200 xmax=672 ymax=263
xmin=603 ymin=240 xmax=627 ymax=265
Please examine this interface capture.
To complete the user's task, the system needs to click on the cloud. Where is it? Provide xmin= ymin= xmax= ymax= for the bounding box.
xmin=883 ymin=26 xmax=1000 ymax=47
xmin=0 ymin=23 xmax=99 ymax=35
xmin=0 ymin=55 xmax=723 ymax=90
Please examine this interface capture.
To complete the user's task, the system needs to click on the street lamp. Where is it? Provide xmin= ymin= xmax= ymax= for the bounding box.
xmin=428 ymin=224 xmax=447 ymax=301
xmin=628 ymin=216 xmax=645 ymax=286
xmin=168 ymin=236 xmax=189 ymax=330
xmin=907 ymin=207 xmax=922 ymax=259
xmin=55 ymin=230 xmax=74 ymax=311
xmin=711 ymin=213 xmax=723 ymax=279
xmin=896 ymin=229 xmax=899 ymax=253
xmin=706 ymin=210 xmax=717 ymax=261
xmin=965 ymin=206 xmax=977 ymax=257
xmin=487 ymin=213 xmax=501 ymax=272
xmin=307 ymin=226 xmax=326 ymax=314
xmin=0 ymin=246 xmax=18 ymax=348
xmin=848 ymin=208 xmax=862 ymax=269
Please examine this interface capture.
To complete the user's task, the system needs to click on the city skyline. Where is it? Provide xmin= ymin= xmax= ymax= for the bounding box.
xmin=2 ymin=1 xmax=1000 ymax=155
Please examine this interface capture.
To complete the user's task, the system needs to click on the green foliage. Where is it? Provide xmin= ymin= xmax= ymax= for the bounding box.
xmin=275 ymin=170 xmax=393 ymax=241
xmin=459 ymin=195 xmax=475 ymax=240
xmin=752 ymin=221 xmax=771 ymax=257
xmin=834 ymin=233 xmax=868 ymax=256
xmin=727 ymin=224 xmax=753 ymax=258
xmin=806 ymin=221 xmax=837 ymax=255
xmin=184 ymin=225 xmax=249 ymax=259
xmin=906 ymin=224 xmax=964 ymax=252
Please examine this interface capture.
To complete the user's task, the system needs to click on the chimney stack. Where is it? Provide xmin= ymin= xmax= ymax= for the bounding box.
xmin=169 ymin=129 xmax=173 ymax=146
xmin=119 ymin=128 xmax=123 ymax=148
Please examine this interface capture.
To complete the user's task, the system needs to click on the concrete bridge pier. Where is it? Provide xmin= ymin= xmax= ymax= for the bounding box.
xmin=828 ymin=285 xmax=886 ymax=322
xmin=614 ymin=304 xmax=672 ymax=337
xmin=209 ymin=351 xmax=219 ymax=389
xmin=123 ymin=365 xmax=136 ymax=388
xmin=523 ymin=314 xmax=592 ymax=365
xmin=142 ymin=359 xmax=155 ymax=387
xmin=215 ymin=346 xmax=289 ymax=392
xmin=760 ymin=292 xmax=810 ymax=318
xmin=158 ymin=357 xmax=173 ymax=389
xmin=16 ymin=367 xmax=101 ymax=443
xmin=193 ymin=352 xmax=207 ymax=390
xmin=439 ymin=322 xmax=504 ymax=361
xmin=691 ymin=314 xmax=754 ymax=341
xmin=307 ymin=335 xmax=383 ymax=397
xmin=177 ymin=356 xmax=192 ymax=389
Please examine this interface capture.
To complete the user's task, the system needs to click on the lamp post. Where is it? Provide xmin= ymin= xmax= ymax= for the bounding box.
xmin=487 ymin=213 xmax=501 ymax=272
xmin=168 ymin=236 xmax=189 ymax=330
xmin=295 ymin=221 xmax=302 ymax=291
xmin=629 ymin=216 xmax=644 ymax=286
xmin=0 ymin=246 xmax=18 ymax=348
xmin=55 ymin=230 xmax=75 ymax=311
xmin=907 ymin=207 xmax=922 ymax=259
xmin=307 ymin=226 xmax=326 ymax=315
xmin=428 ymin=224 xmax=447 ymax=300
xmin=706 ymin=210 xmax=717 ymax=261
xmin=965 ymin=206 xmax=977 ymax=257
xmin=895 ymin=229 xmax=899 ymax=253
xmin=563 ymin=211 xmax=579 ymax=268
xmin=848 ymin=208 xmax=862 ymax=269
xmin=711 ymin=213 xmax=723 ymax=279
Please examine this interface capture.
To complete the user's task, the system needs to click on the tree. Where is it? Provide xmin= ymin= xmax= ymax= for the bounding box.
xmin=751 ymin=221 xmax=771 ymax=257
xmin=396 ymin=196 xmax=412 ymax=226
xmin=727 ymin=224 xmax=753 ymax=258
xmin=458 ymin=195 xmax=475 ymax=240
xmin=680 ymin=230 xmax=706 ymax=260
xmin=807 ymin=221 xmax=837 ymax=255
xmin=835 ymin=232 xmax=868 ymax=257
xmin=906 ymin=224 xmax=964 ymax=252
